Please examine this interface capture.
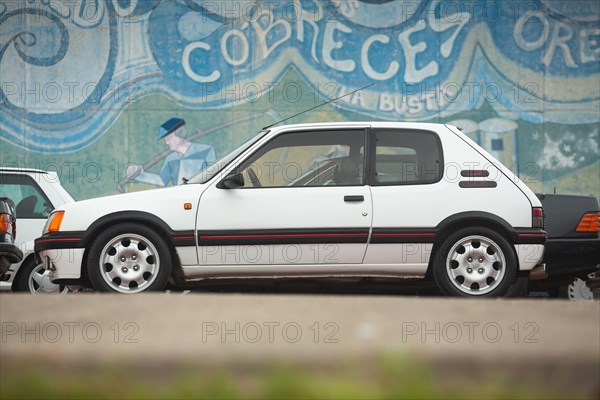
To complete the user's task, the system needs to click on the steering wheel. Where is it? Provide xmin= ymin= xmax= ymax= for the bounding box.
xmin=247 ymin=168 xmax=262 ymax=187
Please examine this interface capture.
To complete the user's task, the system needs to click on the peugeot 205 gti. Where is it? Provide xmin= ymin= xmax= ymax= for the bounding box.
xmin=35 ymin=122 xmax=546 ymax=297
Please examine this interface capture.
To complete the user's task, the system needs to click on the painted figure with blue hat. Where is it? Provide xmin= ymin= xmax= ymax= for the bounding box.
xmin=157 ymin=117 xmax=186 ymax=140
xmin=125 ymin=118 xmax=216 ymax=187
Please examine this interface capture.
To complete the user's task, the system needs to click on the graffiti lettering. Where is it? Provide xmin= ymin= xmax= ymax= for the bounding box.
xmin=181 ymin=4 xmax=471 ymax=85
xmin=514 ymin=11 xmax=600 ymax=67
xmin=183 ymin=42 xmax=220 ymax=83
xmin=251 ymin=6 xmax=293 ymax=60
xmin=1 ymin=0 xmax=598 ymax=165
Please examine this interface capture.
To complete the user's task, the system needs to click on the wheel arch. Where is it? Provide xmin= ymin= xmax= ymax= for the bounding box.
xmin=80 ymin=211 xmax=184 ymax=279
xmin=427 ymin=212 xmax=519 ymax=276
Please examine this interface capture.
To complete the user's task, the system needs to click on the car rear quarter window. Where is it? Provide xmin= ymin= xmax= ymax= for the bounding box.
xmin=371 ymin=129 xmax=443 ymax=185
xmin=0 ymin=174 xmax=54 ymax=219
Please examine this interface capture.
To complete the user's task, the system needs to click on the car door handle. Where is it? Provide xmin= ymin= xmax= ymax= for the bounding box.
xmin=344 ymin=195 xmax=364 ymax=202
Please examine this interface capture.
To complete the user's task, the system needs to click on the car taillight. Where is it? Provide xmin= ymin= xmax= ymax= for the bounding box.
xmin=532 ymin=207 xmax=544 ymax=229
xmin=576 ymin=212 xmax=600 ymax=233
xmin=0 ymin=214 xmax=15 ymax=239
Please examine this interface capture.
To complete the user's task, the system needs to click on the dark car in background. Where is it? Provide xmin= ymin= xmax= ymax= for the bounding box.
xmin=0 ymin=198 xmax=23 ymax=274
xmin=532 ymin=194 xmax=600 ymax=300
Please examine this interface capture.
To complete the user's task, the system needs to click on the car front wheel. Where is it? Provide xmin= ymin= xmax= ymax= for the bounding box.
xmin=87 ymin=224 xmax=172 ymax=294
xmin=433 ymin=227 xmax=517 ymax=297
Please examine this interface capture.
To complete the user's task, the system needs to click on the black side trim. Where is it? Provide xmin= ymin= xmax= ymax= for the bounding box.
xmin=35 ymin=231 xmax=85 ymax=252
xmin=81 ymin=211 xmax=175 ymax=247
xmin=36 ymin=226 xmax=197 ymax=252
xmin=370 ymin=228 xmax=436 ymax=244
xmin=436 ymin=212 xmax=546 ymax=244
xmin=436 ymin=212 xmax=514 ymax=233
xmin=172 ymin=230 xmax=196 ymax=247
xmin=514 ymin=228 xmax=547 ymax=244
xmin=197 ymin=228 xmax=370 ymax=246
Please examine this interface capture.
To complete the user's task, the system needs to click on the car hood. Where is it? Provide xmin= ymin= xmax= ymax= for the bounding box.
xmin=56 ymin=184 xmax=207 ymax=232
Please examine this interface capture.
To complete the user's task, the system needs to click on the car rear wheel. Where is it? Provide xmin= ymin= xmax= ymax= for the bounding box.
xmin=14 ymin=258 xmax=68 ymax=294
xmin=87 ymin=224 xmax=171 ymax=293
xmin=433 ymin=227 xmax=517 ymax=297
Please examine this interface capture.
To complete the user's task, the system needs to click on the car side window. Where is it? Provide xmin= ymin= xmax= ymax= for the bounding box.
xmin=371 ymin=129 xmax=443 ymax=185
xmin=238 ymin=130 xmax=365 ymax=188
xmin=0 ymin=174 xmax=54 ymax=218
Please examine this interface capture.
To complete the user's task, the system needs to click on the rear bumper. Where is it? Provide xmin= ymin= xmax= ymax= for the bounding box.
xmin=515 ymin=244 xmax=545 ymax=271
xmin=543 ymin=237 xmax=600 ymax=277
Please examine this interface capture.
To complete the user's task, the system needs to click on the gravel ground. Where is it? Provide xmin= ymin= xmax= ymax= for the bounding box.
xmin=1 ymin=293 xmax=599 ymax=394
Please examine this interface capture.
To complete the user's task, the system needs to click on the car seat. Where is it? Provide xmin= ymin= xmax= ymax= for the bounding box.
xmin=16 ymin=195 xmax=37 ymax=218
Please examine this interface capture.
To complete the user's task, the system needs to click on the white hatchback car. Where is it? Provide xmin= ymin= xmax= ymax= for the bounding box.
xmin=0 ymin=168 xmax=74 ymax=293
xmin=36 ymin=123 xmax=546 ymax=296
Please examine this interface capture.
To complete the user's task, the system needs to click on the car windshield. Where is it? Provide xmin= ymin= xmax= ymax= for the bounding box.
xmin=188 ymin=130 xmax=270 ymax=184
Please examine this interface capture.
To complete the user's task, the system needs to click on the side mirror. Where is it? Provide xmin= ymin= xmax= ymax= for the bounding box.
xmin=217 ymin=172 xmax=244 ymax=189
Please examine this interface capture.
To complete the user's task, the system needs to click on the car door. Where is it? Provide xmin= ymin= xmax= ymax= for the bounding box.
xmin=195 ymin=128 xmax=372 ymax=268
xmin=363 ymin=128 xmax=444 ymax=273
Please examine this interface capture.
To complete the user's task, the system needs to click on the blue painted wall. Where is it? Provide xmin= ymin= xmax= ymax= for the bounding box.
xmin=1 ymin=0 xmax=598 ymax=199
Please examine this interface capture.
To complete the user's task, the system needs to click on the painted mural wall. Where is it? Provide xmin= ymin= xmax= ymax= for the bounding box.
xmin=1 ymin=0 xmax=598 ymax=200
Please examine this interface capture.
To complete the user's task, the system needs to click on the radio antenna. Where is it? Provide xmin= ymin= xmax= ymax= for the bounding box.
xmin=262 ymin=83 xmax=374 ymax=130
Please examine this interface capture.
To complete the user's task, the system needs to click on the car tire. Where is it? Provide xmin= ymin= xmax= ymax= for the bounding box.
xmin=505 ymin=276 xmax=529 ymax=298
xmin=433 ymin=227 xmax=517 ymax=297
xmin=13 ymin=258 xmax=68 ymax=294
xmin=87 ymin=223 xmax=172 ymax=294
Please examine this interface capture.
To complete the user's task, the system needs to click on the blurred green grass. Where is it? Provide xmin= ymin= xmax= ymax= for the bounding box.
xmin=1 ymin=355 xmax=577 ymax=400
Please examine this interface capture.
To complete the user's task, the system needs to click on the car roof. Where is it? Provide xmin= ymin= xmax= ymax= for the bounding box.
xmin=269 ymin=121 xmax=452 ymax=132
xmin=0 ymin=167 xmax=50 ymax=174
